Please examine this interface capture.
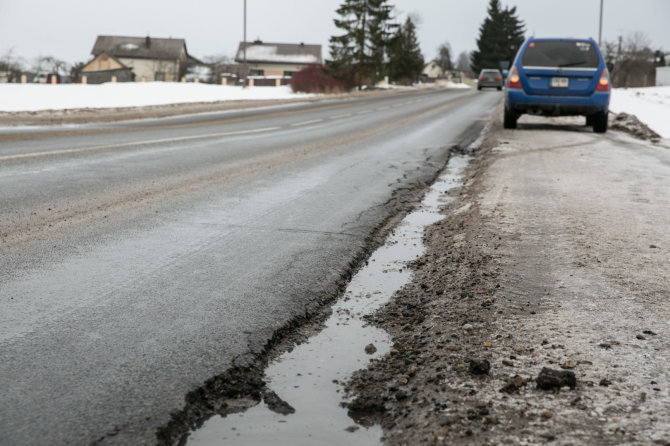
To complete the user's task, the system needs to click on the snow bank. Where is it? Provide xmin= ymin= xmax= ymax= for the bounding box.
xmin=375 ymin=81 xmax=471 ymax=90
xmin=610 ymin=86 xmax=670 ymax=138
xmin=0 ymin=82 xmax=311 ymax=112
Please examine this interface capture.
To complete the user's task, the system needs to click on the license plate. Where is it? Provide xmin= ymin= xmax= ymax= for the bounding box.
xmin=551 ymin=77 xmax=569 ymax=88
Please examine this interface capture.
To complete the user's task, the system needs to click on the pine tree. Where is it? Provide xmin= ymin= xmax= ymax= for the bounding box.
xmin=328 ymin=0 xmax=397 ymax=87
xmin=501 ymin=5 xmax=526 ymax=61
xmin=387 ymin=16 xmax=424 ymax=84
xmin=470 ymin=0 xmax=525 ymax=74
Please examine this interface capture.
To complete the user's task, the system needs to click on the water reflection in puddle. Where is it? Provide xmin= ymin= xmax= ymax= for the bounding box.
xmin=187 ymin=156 xmax=471 ymax=445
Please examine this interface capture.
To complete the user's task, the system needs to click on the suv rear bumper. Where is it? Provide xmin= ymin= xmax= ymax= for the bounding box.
xmin=478 ymin=81 xmax=503 ymax=88
xmin=506 ymin=89 xmax=610 ymax=116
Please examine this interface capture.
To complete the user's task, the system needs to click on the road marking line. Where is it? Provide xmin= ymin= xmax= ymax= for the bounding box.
xmin=0 ymin=127 xmax=281 ymax=163
xmin=376 ymin=106 xmax=391 ymax=111
xmin=357 ymin=110 xmax=372 ymax=115
xmin=291 ymin=119 xmax=324 ymax=127
xmin=330 ymin=113 xmax=352 ymax=120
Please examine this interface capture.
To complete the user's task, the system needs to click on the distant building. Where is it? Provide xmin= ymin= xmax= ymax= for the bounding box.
xmin=657 ymin=66 xmax=670 ymax=87
xmin=80 ymin=52 xmax=134 ymax=84
xmin=422 ymin=60 xmax=445 ymax=79
xmin=85 ymin=35 xmax=199 ymax=82
xmin=235 ymin=40 xmax=322 ymax=78
xmin=212 ymin=63 xmax=247 ymax=85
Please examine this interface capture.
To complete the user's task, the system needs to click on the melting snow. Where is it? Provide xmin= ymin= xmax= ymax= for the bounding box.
xmin=0 ymin=82 xmax=311 ymax=112
xmin=610 ymin=86 xmax=670 ymax=138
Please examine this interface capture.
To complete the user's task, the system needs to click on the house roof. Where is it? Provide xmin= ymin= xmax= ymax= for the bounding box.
xmin=81 ymin=51 xmax=129 ymax=72
xmin=92 ymin=35 xmax=188 ymax=60
xmin=235 ymin=41 xmax=322 ymax=65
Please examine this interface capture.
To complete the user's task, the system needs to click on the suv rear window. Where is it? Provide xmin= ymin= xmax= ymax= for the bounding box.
xmin=481 ymin=70 xmax=500 ymax=77
xmin=521 ymin=41 xmax=600 ymax=69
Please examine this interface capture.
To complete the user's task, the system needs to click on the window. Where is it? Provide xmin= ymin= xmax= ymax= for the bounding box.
xmin=522 ymin=41 xmax=600 ymax=69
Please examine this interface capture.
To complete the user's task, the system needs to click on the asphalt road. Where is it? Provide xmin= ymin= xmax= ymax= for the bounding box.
xmin=0 ymin=88 xmax=500 ymax=445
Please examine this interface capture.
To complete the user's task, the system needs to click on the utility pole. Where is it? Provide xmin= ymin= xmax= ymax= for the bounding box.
xmin=243 ymin=0 xmax=248 ymax=88
xmin=598 ymin=0 xmax=604 ymax=47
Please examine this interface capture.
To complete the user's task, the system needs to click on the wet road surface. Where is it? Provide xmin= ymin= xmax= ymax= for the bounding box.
xmin=0 ymin=88 xmax=500 ymax=445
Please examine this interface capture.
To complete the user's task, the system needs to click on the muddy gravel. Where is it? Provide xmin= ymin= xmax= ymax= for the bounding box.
xmin=345 ymin=114 xmax=670 ymax=445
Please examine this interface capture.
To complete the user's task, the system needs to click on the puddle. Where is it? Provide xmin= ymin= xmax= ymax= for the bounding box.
xmin=186 ymin=156 xmax=471 ymax=445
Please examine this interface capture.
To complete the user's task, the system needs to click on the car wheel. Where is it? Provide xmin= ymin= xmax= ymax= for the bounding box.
xmin=503 ymin=108 xmax=517 ymax=129
xmin=497 ymin=86 xmax=502 ymax=91
xmin=477 ymin=86 xmax=482 ymax=91
xmin=592 ymin=112 xmax=608 ymax=133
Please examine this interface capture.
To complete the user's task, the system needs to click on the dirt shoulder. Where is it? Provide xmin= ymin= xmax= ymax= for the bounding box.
xmin=347 ymin=114 xmax=670 ymax=445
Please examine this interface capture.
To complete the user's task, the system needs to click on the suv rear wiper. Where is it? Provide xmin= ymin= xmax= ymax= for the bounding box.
xmin=558 ymin=60 xmax=587 ymax=68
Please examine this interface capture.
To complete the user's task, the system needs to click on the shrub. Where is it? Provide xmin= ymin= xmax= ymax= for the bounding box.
xmin=290 ymin=65 xmax=354 ymax=94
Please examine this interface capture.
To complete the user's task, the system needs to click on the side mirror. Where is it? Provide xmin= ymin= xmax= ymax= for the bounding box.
xmin=606 ymin=62 xmax=614 ymax=73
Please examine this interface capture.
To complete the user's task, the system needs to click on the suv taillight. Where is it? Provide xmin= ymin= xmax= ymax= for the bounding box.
xmin=596 ymin=68 xmax=610 ymax=91
xmin=508 ymin=66 xmax=521 ymax=88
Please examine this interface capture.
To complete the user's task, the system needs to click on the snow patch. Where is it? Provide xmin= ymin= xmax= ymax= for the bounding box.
xmin=610 ymin=86 xmax=670 ymax=138
xmin=0 ymin=82 xmax=312 ymax=112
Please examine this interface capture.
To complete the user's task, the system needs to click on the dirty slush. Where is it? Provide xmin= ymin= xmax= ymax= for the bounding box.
xmin=344 ymin=119 xmax=669 ymax=445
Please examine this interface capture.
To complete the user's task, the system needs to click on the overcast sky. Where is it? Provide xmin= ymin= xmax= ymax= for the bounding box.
xmin=1 ymin=0 xmax=668 ymax=67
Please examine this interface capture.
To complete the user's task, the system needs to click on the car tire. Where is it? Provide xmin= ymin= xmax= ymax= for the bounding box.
xmin=503 ymin=108 xmax=517 ymax=129
xmin=497 ymin=86 xmax=502 ymax=91
xmin=592 ymin=112 xmax=608 ymax=133
xmin=477 ymin=86 xmax=482 ymax=91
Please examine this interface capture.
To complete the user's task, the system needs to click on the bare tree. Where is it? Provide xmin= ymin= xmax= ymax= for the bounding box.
xmin=202 ymin=54 xmax=233 ymax=65
xmin=34 ymin=55 xmax=69 ymax=74
xmin=455 ymin=51 xmax=473 ymax=77
xmin=0 ymin=48 xmax=25 ymax=82
xmin=435 ymin=42 xmax=453 ymax=74
xmin=607 ymin=32 xmax=655 ymax=87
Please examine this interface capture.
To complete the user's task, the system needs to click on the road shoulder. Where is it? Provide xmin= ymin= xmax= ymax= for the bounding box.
xmin=346 ymin=115 xmax=670 ymax=445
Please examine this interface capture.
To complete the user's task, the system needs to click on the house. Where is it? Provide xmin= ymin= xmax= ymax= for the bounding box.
xmin=422 ymin=60 xmax=445 ymax=79
xmin=212 ymin=63 xmax=247 ymax=85
xmin=234 ymin=40 xmax=322 ymax=78
xmin=80 ymin=52 xmax=134 ymax=84
xmin=86 ymin=35 xmax=198 ymax=82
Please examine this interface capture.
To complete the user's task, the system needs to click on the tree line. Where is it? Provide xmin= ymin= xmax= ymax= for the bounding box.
xmin=2 ymin=0 xmax=665 ymax=89
xmin=320 ymin=0 xmax=666 ymax=91
xmin=327 ymin=0 xmax=424 ymax=88
xmin=320 ymin=0 xmax=527 ymax=90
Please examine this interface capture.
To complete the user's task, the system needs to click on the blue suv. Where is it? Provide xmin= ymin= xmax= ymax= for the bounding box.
xmin=504 ymin=37 xmax=612 ymax=133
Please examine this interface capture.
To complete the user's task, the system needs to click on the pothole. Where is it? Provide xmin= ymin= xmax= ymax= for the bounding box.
xmin=185 ymin=156 xmax=471 ymax=445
